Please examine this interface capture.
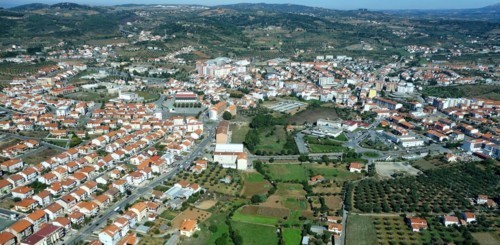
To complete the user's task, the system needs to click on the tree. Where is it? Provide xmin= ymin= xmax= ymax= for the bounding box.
xmin=222 ymin=111 xmax=232 ymax=120
xmin=298 ymin=154 xmax=309 ymax=162
xmin=251 ymin=194 xmax=263 ymax=204
xmin=209 ymin=224 xmax=218 ymax=233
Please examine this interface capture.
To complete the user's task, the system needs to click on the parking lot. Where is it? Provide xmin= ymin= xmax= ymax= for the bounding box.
xmin=266 ymin=100 xmax=307 ymax=113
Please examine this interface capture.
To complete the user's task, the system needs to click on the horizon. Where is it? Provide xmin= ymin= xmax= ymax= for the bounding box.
xmin=1 ymin=0 xmax=499 ymax=10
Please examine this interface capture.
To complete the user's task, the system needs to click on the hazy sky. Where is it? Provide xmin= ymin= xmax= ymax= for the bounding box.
xmin=1 ymin=0 xmax=498 ymax=10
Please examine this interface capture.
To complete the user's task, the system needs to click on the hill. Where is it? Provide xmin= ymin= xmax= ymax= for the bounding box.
xmin=10 ymin=3 xmax=49 ymax=11
xmin=50 ymin=2 xmax=92 ymax=10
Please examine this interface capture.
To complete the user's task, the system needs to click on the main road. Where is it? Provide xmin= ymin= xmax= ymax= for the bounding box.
xmin=65 ymin=122 xmax=216 ymax=244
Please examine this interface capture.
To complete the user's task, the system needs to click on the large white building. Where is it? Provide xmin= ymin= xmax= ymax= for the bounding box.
xmin=56 ymin=106 xmax=70 ymax=117
xmin=213 ymin=144 xmax=248 ymax=170
xmin=318 ymin=76 xmax=335 ymax=88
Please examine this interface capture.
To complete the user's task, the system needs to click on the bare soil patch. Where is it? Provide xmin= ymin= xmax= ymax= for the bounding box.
xmin=171 ymin=208 xmax=211 ymax=229
xmin=196 ymin=200 xmax=217 ymax=210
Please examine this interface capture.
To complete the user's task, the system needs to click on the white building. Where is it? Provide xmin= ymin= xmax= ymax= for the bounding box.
xmin=55 ymin=106 xmax=70 ymax=117
xmin=213 ymin=144 xmax=248 ymax=170
xmin=118 ymin=92 xmax=139 ymax=101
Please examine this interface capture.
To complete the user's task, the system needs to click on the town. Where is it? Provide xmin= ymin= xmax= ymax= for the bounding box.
xmin=0 ymin=2 xmax=498 ymax=245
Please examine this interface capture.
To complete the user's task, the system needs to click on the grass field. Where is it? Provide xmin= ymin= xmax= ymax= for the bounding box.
xmin=230 ymin=123 xmax=250 ymax=143
xmin=244 ymin=172 xmax=265 ymax=182
xmin=346 ymin=215 xmax=377 ymax=245
xmin=22 ymin=148 xmax=62 ymax=165
xmin=184 ymin=213 xmax=231 ymax=245
xmin=266 ymin=164 xmax=309 ymax=182
xmin=422 ymin=84 xmax=500 ymax=100
xmin=232 ymin=221 xmax=279 ymax=245
xmin=232 ymin=210 xmax=279 ymax=225
xmin=309 ymin=144 xmax=347 ymax=153
xmin=287 ymin=107 xmax=339 ymax=124
xmin=64 ymin=91 xmax=117 ymax=102
xmin=363 ymin=151 xmax=380 ymax=158
xmin=473 ymin=232 xmax=500 ymax=245
xmin=306 ymin=164 xmax=359 ymax=182
xmin=137 ymin=91 xmax=160 ymax=101
xmin=254 ymin=126 xmax=288 ymax=154
xmin=241 ymin=172 xmax=271 ymax=198
xmin=283 ymin=228 xmax=302 ymax=245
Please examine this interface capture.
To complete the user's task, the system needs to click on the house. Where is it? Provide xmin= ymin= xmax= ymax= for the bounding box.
xmin=0 ymin=179 xmax=13 ymax=194
xmin=25 ymin=210 xmax=48 ymax=232
xmin=130 ymin=202 xmax=148 ymax=222
xmin=462 ymin=212 xmax=476 ymax=223
xmin=349 ymin=162 xmax=364 ymax=173
xmin=0 ymin=158 xmax=24 ymax=173
xmin=0 ymin=231 xmax=17 ymax=245
xmin=445 ymin=153 xmax=458 ymax=163
xmin=68 ymin=212 xmax=85 ymax=225
xmin=98 ymin=224 xmax=122 ymax=245
xmin=12 ymin=186 xmax=34 ymax=199
xmin=477 ymin=195 xmax=488 ymax=205
xmin=22 ymin=223 xmax=65 ymax=245
xmin=32 ymin=191 xmax=52 ymax=207
xmin=7 ymin=219 xmax=34 ymax=241
xmin=15 ymin=198 xmax=38 ymax=213
xmin=442 ymin=215 xmax=460 ymax=227
xmin=52 ymin=217 xmax=71 ymax=231
xmin=407 ymin=217 xmax=428 ymax=232
xmin=327 ymin=223 xmax=343 ymax=235
xmin=179 ymin=219 xmax=199 ymax=237
xmin=308 ymin=175 xmax=325 ymax=185
xmin=44 ymin=203 xmax=64 ymax=220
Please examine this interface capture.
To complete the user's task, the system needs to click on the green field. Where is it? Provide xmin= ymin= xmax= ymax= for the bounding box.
xmin=232 ymin=210 xmax=279 ymax=225
xmin=232 ymin=221 xmax=279 ymax=245
xmin=362 ymin=151 xmax=380 ymax=158
xmin=254 ymin=126 xmax=288 ymax=154
xmin=137 ymin=91 xmax=160 ymax=101
xmin=283 ymin=228 xmax=302 ymax=245
xmin=244 ymin=172 xmax=265 ymax=182
xmin=309 ymin=144 xmax=347 ymax=153
xmin=346 ymin=215 xmax=377 ymax=245
xmin=266 ymin=164 xmax=309 ymax=182
xmin=230 ymin=124 xmax=250 ymax=143
xmin=198 ymin=213 xmax=232 ymax=245
xmin=422 ymin=84 xmax=500 ymax=100
xmin=306 ymin=165 xmax=359 ymax=182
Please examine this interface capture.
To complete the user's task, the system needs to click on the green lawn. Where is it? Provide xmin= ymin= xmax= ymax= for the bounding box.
xmin=266 ymin=164 xmax=309 ymax=182
xmin=244 ymin=172 xmax=265 ymax=182
xmin=283 ymin=228 xmax=302 ymax=245
xmin=232 ymin=221 xmax=279 ymax=245
xmin=230 ymin=124 xmax=250 ymax=143
xmin=335 ymin=133 xmax=348 ymax=142
xmin=232 ymin=210 xmax=279 ymax=225
xmin=199 ymin=213 xmax=232 ymax=245
xmin=309 ymin=144 xmax=347 ymax=153
xmin=137 ymin=91 xmax=160 ymax=101
xmin=346 ymin=214 xmax=377 ymax=245
xmin=254 ymin=126 xmax=288 ymax=154
xmin=305 ymin=165 xmax=359 ymax=182
xmin=362 ymin=151 xmax=380 ymax=158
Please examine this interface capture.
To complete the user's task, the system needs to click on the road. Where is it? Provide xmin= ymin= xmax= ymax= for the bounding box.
xmin=79 ymin=102 xmax=102 ymax=127
xmin=294 ymin=133 xmax=309 ymax=154
xmin=66 ymin=121 xmax=217 ymax=244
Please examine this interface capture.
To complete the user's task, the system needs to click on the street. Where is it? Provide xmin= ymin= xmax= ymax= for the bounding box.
xmin=65 ymin=119 xmax=216 ymax=244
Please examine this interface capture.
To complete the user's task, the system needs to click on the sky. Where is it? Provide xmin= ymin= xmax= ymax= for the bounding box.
xmin=1 ymin=0 xmax=498 ymax=10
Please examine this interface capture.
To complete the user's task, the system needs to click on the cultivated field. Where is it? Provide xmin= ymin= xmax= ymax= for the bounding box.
xmin=240 ymin=171 xmax=272 ymax=198
xmin=346 ymin=214 xmax=377 ymax=245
